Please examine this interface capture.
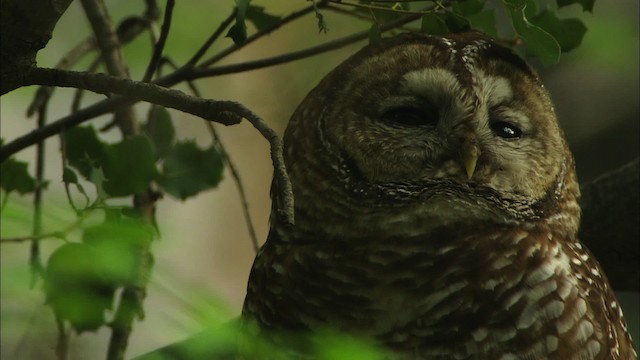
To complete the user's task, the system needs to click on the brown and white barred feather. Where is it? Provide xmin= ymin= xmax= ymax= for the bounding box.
xmin=242 ymin=31 xmax=637 ymax=359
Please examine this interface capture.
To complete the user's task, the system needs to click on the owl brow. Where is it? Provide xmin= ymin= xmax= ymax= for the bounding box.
xmin=378 ymin=96 xmax=422 ymax=111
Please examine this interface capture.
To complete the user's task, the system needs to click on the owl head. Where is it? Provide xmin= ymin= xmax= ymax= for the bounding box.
xmin=282 ymin=32 xmax=580 ymax=239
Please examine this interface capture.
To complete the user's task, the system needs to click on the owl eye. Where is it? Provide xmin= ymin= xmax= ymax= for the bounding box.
xmin=381 ymin=106 xmax=438 ymax=127
xmin=490 ymin=121 xmax=522 ymax=139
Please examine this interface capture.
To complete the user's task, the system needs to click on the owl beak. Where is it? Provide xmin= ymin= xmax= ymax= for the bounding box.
xmin=460 ymin=139 xmax=480 ymax=180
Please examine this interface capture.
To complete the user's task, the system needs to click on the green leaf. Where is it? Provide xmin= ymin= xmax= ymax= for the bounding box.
xmin=556 ymin=0 xmax=594 ymax=12
xmin=245 ymin=5 xmax=281 ymax=31
xmin=530 ymin=10 xmax=587 ymax=52
xmin=63 ymin=167 xmax=90 ymax=208
xmin=314 ymin=331 xmax=387 ymax=360
xmin=45 ymin=243 xmax=115 ymax=333
xmin=158 ymin=142 xmax=224 ymax=200
xmin=89 ymin=167 xmax=108 ymax=200
xmin=0 ymin=158 xmax=36 ymax=195
xmin=144 ymin=105 xmax=175 ymax=158
xmin=65 ymin=126 xmax=107 ymax=179
xmin=227 ymin=0 xmax=251 ymax=45
xmin=467 ymin=9 xmax=498 ymax=37
xmin=523 ymin=0 xmax=538 ymax=20
xmin=102 ymin=135 xmax=157 ymax=197
xmin=368 ymin=22 xmax=381 ymax=44
xmin=421 ymin=13 xmax=448 ymax=35
xmin=504 ymin=1 xmax=561 ymax=66
xmin=82 ymin=218 xmax=153 ymax=286
xmin=452 ymin=0 xmax=485 ymax=16
xmin=63 ymin=167 xmax=79 ymax=184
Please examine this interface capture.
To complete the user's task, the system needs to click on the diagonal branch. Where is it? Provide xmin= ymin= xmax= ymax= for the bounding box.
xmin=1 ymin=8 xmax=421 ymax=161
xmin=198 ymin=1 xmax=327 ymax=68
xmin=23 ymin=68 xmax=244 ymax=125
xmin=142 ymin=0 xmax=175 ymax=82
xmin=8 ymin=66 xmax=296 ymax=224
xmin=188 ymin=9 xmax=421 ymax=79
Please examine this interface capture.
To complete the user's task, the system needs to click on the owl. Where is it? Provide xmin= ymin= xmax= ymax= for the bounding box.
xmin=242 ymin=32 xmax=637 ymax=359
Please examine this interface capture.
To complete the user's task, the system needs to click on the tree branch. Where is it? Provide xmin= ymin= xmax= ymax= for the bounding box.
xmin=28 ymin=2 xmax=161 ymax=116
xmin=198 ymin=1 xmax=326 ymax=68
xmin=184 ymin=9 xmax=237 ymax=68
xmin=188 ymin=10 xmax=420 ymax=80
xmin=142 ymin=0 xmax=174 ymax=82
xmin=79 ymin=1 xmax=152 ymax=358
xmin=1 ymin=7 xmax=422 ymax=160
xmin=25 ymin=68 xmax=244 ymax=124
xmin=0 ymin=0 xmax=74 ymax=93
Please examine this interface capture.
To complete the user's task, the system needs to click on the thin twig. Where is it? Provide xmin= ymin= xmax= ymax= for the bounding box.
xmin=142 ymin=0 xmax=174 ymax=82
xmin=189 ymin=10 xmax=421 ymax=79
xmin=79 ymin=1 xmax=151 ymax=359
xmin=228 ymin=111 xmax=294 ymax=225
xmin=199 ymin=1 xmax=327 ymax=68
xmin=1 ymin=235 xmax=63 ymax=243
xmin=185 ymin=9 xmax=237 ymax=68
xmin=27 ymin=2 xmax=161 ymax=116
xmin=1 ymin=95 xmax=130 ymax=163
xmin=329 ymin=0 xmax=438 ymax=14
xmin=175 ymin=65 xmax=261 ymax=252
xmin=205 ymin=122 xmax=260 ymax=252
xmin=55 ymin=316 xmax=69 ymax=360
xmin=27 ymin=37 xmax=96 ymax=117
xmin=1 ymin=7 xmax=421 ymax=161
xmin=325 ymin=3 xmax=375 ymax=21
xmin=29 ymin=102 xmax=47 ymax=288
xmin=71 ymin=54 xmax=102 ymax=113
xmin=1 ymin=207 xmax=90 ymax=242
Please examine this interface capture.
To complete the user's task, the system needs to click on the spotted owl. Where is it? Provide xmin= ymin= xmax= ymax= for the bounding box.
xmin=242 ymin=31 xmax=637 ymax=359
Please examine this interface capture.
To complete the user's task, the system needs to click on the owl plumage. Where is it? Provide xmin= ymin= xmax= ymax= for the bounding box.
xmin=242 ymin=32 xmax=637 ymax=359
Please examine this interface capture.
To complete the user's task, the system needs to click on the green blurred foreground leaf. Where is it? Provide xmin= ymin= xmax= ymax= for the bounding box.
xmin=45 ymin=243 xmax=116 ymax=332
xmin=45 ymin=216 xmax=153 ymax=333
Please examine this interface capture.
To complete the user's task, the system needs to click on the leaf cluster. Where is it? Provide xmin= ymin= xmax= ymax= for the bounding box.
xmin=63 ymin=106 xmax=224 ymax=202
xmin=338 ymin=0 xmax=592 ymax=66
xmin=1 ymin=105 xmax=225 ymax=334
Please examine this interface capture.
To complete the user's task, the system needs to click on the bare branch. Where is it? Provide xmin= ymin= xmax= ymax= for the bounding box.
xmin=189 ymin=11 xmax=421 ymax=79
xmin=29 ymin=102 xmax=48 ymax=288
xmin=185 ymin=9 xmax=237 ymax=68
xmin=236 ymin=113 xmax=294 ymax=225
xmin=27 ymin=37 xmax=96 ymax=117
xmin=0 ymin=0 xmax=74 ymax=93
xmin=206 ymin=123 xmax=261 ymax=252
xmin=1 ymin=6 xmax=420 ymax=162
xmin=142 ymin=0 xmax=175 ymax=82
xmin=199 ymin=2 xmax=326 ymax=68
xmin=31 ymin=67 xmax=244 ymax=122
xmin=79 ymin=1 xmax=152 ymax=359
xmin=27 ymin=8 xmax=161 ymax=117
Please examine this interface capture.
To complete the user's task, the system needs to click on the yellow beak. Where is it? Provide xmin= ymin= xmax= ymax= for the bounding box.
xmin=461 ymin=140 xmax=480 ymax=180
